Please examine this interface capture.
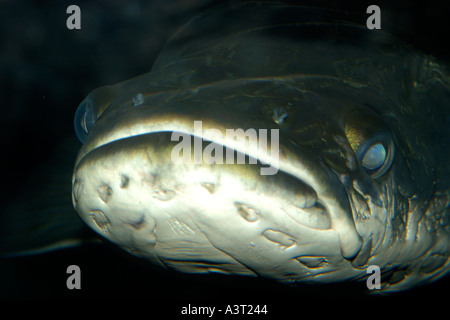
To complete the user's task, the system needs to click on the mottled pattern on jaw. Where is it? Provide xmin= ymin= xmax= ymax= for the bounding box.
xmin=72 ymin=133 xmax=362 ymax=282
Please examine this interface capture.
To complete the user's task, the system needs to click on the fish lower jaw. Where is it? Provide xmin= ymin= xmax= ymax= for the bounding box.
xmin=73 ymin=132 xmax=367 ymax=283
xmin=77 ymin=118 xmax=363 ymax=262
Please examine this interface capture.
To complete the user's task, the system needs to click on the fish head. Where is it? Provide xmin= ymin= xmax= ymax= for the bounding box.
xmin=72 ymin=3 xmax=449 ymax=291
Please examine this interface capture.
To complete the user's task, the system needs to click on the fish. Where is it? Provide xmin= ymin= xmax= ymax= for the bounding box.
xmin=5 ymin=1 xmax=449 ymax=294
xmin=71 ymin=2 xmax=450 ymax=292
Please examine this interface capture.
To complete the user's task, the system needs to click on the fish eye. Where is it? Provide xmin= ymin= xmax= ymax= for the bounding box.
xmin=361 ymin=143 xmax=385 ymax=170
xmin=344 ymin=110 xmax=395 ymax=179
xmin=356 ymin=135 xmax=394 ymax=179
xmin=74 ymin=99 xmax=96 ymax=143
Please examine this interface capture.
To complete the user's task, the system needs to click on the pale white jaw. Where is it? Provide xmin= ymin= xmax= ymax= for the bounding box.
xmin=73 ymin=114 xmax=365 ymax=282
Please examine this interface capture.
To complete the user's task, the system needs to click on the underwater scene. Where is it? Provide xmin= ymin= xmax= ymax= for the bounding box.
xmin=0 ymin=0 xmax=449 ymax=308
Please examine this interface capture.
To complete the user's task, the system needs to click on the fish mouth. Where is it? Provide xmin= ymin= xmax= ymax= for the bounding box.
xmin=73 ymin=109 xmax=363 ymax=269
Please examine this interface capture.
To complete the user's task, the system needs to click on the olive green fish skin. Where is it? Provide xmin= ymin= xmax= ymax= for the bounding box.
xmin=72 ymin=2 xmax=449 ymax=292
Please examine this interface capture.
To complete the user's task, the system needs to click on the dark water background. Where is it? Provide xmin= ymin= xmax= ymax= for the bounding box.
xmin=0 ymin=0 xmax=449 ymax=306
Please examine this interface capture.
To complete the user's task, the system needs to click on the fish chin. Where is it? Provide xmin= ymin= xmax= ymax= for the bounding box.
xmin=73 ymin=130 xmax=366 ymax=282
